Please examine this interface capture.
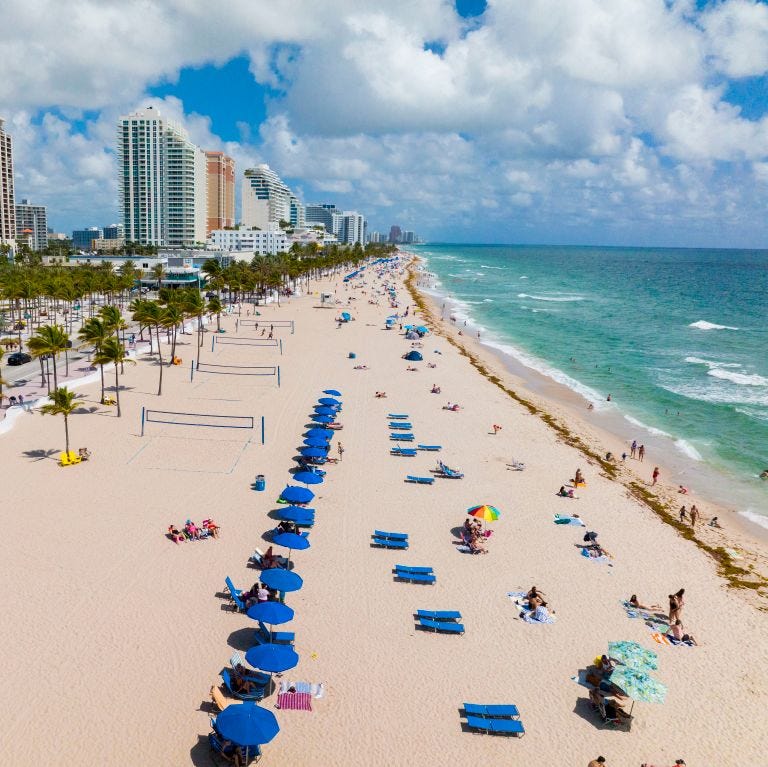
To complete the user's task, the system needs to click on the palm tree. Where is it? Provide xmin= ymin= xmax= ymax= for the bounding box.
xmin=99 ymin=304 xmax=128 ymax=371
xmin=0 ymin=347 xmax=6 ymax=406
xmin=207 ymin=295 xmax=223 ymax=332
xmin=28 ymin=324 xmax=70 ymax=389
xmin=161 ymin=304 xmax=184 ymax=363
xmin=181 ymin=291 xmax=205 ymax=365
xmin=151 ymin=263 xmax=166 ymax=291
xmin=132 ymin=300 xmax=165 ymax=395
xmin=40 ymin=386 xmax=83 ymax=455
xmin=93 ymin=338 xmax=134 ymax=417
xmin=78 ymin=318 xmax=110 ymax=404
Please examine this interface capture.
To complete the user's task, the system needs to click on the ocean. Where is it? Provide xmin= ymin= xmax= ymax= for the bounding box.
xmin=413 ymin=244 xmax=768 ymax=527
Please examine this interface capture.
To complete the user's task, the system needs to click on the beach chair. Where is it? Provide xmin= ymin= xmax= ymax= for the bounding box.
xmin=464 ymin=703 xmax=520 ymax=719
xmin=254 ymin=622 xmax=296 ymax=645
xmin=390 ymin=433 xmax=415 ymax=440
xmin=221 ymin=669 xmax=267 ymax=701
xmin=394 ymin=565 xmax=436 ymax=584
xmin=388 ymin=414 xmax=409 ymax=419
xmin=405 ymin=475 xmax=435 ymax=484
xmin=249 ymin=548 xmax=265 ymax=568
xmin=374 ymin=530 xmax=408 ymax=540
xmin=437 ymin=462 xmax=464 ymax=478
xmin=59 ymin=451 xmax=81 ymax=467
xmin=417 ymin=616 xmax=465 ymax=634
xmin=416 ymin=609 xmax=462 ymax=621
xmin=416 ymin=444 xmax=442 ymax=451
xmin=209 ymin=731 xmax=260 ymax=763
xmin=466 ymin=714 xmax=525 ymax=736
xmin=390 ymin=447 xmax=417 ymax=457
xmin=389 ymin=422 xmax=413 ymax=430
xmin=224 ymin=577 xmax=247 ymax=612
xmin=372 ymin=530 xmax=409 ymax=549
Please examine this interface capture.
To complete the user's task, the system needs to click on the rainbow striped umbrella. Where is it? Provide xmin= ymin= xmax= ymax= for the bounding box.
xmin=467 ymin=504 xmax=501 ymax=522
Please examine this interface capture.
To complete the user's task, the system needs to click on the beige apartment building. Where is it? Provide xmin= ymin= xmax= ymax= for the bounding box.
xmin=0 ymin=118 xmax=16 ymax=247
xmin=205 ymin=151 xmax=235 ymax=235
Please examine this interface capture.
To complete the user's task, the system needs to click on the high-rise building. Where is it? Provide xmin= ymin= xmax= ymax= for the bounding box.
xmin=0 ymin=118 xmax=16 ymax=248
xmin=102 ymin=223 xmax=124 ymax=240
xmin=242 ymin=164 xmax=295 ymax=230
xmin=72 ymin=227 xmax=102 ymax=251
xmin=338 ymin=211 xmax=366 ymax=245
xmin=15 ymin=199 xmax=48 ymax=251
xmin=389 ymin=225 xmax=402 ymax=243
xmin=305 ymin=203 xmax=337 ymax=232
xmin=402 ymin=230 xmax=415 ymax=244
xmin=205 ymin=151 xmax=235 ymax=235
xmin=117 ymin=106 xmax=207 ymax=247
xmin=289 ymin=194 xmax=305 ymax=229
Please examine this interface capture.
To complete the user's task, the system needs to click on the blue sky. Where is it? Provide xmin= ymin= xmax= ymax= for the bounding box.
xmin=3 ymin=0 xmax=768 ymax=247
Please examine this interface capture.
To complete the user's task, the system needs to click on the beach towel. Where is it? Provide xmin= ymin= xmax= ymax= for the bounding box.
xmin=553 ymin=514 xmax=585 ymax=526
xmin=277 ymin=691 xmax=312 ymax=711
xmin=581 ymin=547 xmax=609 ymax=563
xmin=520 ymin=606 xmax=555 ymax=624
xmin=652 ymin=632 xmax=694 ymax=647
xmin=279 ymin=680 xmax=326 ymax=698
xmin=506 ymin=591 xmax=528 ymax=599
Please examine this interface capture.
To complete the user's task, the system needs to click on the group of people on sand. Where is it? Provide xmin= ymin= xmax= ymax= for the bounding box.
xmin=239 ymin=580 xmax=280 ymax=609
xmin=517 ymin=585 xmax=555 ymax=623
xmin=167 ymin=518 xmax=219 ymax=543
xmin=585 ymin=655 xmax=633 ymax=726
xmin=460 ymin=517 xmax=490 ymax=554
xmin=628 ymin=588 xmax=698 ymax=645
xmin=580 ymin=530 xmax=613 ymax=559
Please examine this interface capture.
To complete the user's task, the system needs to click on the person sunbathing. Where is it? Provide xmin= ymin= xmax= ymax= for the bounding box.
xmin=168 ymin=525 xmax=185 ymax=544
xmin=277 ymin=520 xmax=298 ymax=534
xmin=574 ymin=469 xmax=585 ymax=485
xmin=431 ymin=384 xmax=441 ymax=393
xmin=557 ymin=486 xmax=575 ymax=498
xmin=629 ymin=594 xmax=663 ymax=611
xmin=353 ymin=364 xmax=368 ymax=369
xmin=526 ymin=586 xmax=546 ymax=604
xmin=521 ymin=601 xmax=553 ymax=623
xmin=230 ymin=673 xmax=259 ymax=696
xmin=184 ymin=520 xmax=201 ymax=540
xmin=468 ymin=533 xmax=487 ymax=554
xmin=666 ymin=619 xmax=698 ymax=645
xmin=374 ymin=391 xmax=387 ymax=398
xmin=202 ymin=519 xmax=220 ymax=538
xmin=262 ymin=546 xmax=284 ymax=569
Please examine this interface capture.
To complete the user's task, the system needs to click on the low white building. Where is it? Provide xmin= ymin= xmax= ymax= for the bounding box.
xmin=289 ymin=227 xmax=338 ymax=247
xmin=208 ymin=224 xmax=289 ymax=255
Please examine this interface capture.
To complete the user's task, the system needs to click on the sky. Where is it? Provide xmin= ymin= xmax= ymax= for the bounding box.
xmin=2 ymin=0 xmax=768 ymax=248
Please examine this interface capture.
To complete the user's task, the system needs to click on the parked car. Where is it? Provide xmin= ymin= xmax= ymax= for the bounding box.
xmin=6 ymin=352 xmax=32 ymax=366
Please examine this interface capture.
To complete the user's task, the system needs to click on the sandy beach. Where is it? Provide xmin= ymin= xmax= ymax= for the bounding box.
xmin=2 ymin=258 xmax=767 ymax=766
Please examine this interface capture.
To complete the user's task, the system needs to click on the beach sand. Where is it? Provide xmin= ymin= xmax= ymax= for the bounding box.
xmin=1 ymin=263 xmax=766 ymax=766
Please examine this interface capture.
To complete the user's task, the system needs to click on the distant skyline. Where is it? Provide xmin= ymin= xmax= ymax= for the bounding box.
xmin=2 ymin=1 xmax=768 ymax=247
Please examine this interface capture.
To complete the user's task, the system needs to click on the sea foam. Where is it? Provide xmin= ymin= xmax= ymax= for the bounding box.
xmin=517 ymin=293 xmax=586 ymax=302
xmin=739 ymin=510 xmax=768 ymax=531
xmin=688 ymin=320 xmax=739 ymax=331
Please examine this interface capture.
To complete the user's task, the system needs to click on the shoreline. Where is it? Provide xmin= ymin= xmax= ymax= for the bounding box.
xmin=403 ymin=257 xmax=768 ymax=604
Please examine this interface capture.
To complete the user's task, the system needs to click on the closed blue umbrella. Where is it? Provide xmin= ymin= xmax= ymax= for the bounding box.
xmin=279 ymin=485 xmax=315 ymax=504
xmin=306 ymin=427 xmax=334 ymax=438
xmin=246 ymin=601 xmax=295 ymax=625
xmin=312 ymin=415 xmax=334 ymax=424
xmin=303 ymin=436 xmax=329 ymax=447
xmin=216 ymin=701 xmax=280 ymax=748
xmin=314 ymin=406 xmax=336 ymax=415
xmin=323 ymin=389 xmax=342 ymax=396
xmin=260 ymin=568 xmax=303 ymax=593
xmin=245 ymin=643 xmax=299 ymax=673
xmin=293 ymin=471 xmax=324 ymax=485
xmin=276 ymin=506 xmax=316 ymax=523
xmin=299 ymin=446 xmax=328 ymax=458
xmin=318 ymin=397 xmax=341 ymax=406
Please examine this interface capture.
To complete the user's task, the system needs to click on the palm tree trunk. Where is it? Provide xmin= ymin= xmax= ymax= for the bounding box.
xmin=114 ymin=364 xmax=121 ymax=417
xmin=51 ymin=356 xmax=58 ymax=389
xmin=64 ymin=348 xmax=70 ymax=377
xmin=155 ymin=324 xmax=164 ymax=396
xmin=196 ymin=314 xmax=203 ymax=365
xmin=99 ymin=362 xmax=105 ymax=403
xmin=39 ymin=357 xmax=46 ymax=388
xmin=64 ymin=413 xmax=70 ymax=454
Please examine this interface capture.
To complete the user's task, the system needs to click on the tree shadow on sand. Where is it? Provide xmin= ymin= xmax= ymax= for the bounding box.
xmin=22 ymin=448 xmax=58 ymax=462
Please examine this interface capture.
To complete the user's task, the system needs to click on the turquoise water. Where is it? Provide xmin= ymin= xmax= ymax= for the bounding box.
xmin=414 ymin=244 xmax=768 ymax=522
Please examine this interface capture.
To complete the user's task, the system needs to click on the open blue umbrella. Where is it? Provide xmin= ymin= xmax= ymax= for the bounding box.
xmin=318 ymin=397 xmax=341 ymax=406
xmin=245 ymin=643 xmax=299 ymax=673
xmin=299 ymin=446 xmax=328 ymax=458
xmin=341 ymin=312 xmax=351 ymax=321
xmin=216 ymin=701 xmax=280 ymax=749
xmin=314 ymin=406 xmax=336 ymax=415
xmin=323 ymin=389 xmax=342 ymax=396
xmin=306 ymin=427 xmax=334 ymax=438
xmin=279 ymin=485 xmax=315 ymax=504
xmin=303 ymin=436 xmax=329 ymax=447
xmin=276 ymin=506 xmax=316 ymax=524
xmin=293 ymin=471 xmax=324 ymax=485
xmin=312 ymin=414 xmax=335 ymax=424
xmin=246 ymin=600 xmax=295 ymax=625
xmin=272 ymin=531 xmax=311 ymax=567
xmin=260 ymin=568 xmax=303 ymax=593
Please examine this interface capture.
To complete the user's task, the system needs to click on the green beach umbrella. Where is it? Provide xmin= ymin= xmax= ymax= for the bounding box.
xmin=609 ymin=666 xmax=667 ymax=706
xmin=608 ymin=641 xmax=658 ymax=672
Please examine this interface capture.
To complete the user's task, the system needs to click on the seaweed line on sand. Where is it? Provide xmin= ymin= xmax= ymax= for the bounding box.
xmin=403 ymin=259 xmax=768 ymax=602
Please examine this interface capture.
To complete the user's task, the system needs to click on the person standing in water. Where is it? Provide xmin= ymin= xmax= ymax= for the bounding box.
xmin=638 ymin=444 xmax=645 ymax=462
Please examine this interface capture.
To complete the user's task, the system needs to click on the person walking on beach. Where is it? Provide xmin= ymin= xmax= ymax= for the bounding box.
xmin=588 ymin=758 xmax=606 ymax=767
xmin=679 ymin=506 xmax=687 ymax=523
xmin=337 ymin=442 xmax=344 ymax=461
xmin=651 ymin=466 xmax=660 ymax=486
xmin=630 ymin=440 xmax=637 ymax=458
xmin=689 ymin=505 xmax=699 ymax=527
xmin=638 ymin=444 xmax=645 ymax=462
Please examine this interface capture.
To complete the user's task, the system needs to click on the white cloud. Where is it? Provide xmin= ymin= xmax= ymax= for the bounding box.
xmin=702 ymin=0 xmax=768 ymax=78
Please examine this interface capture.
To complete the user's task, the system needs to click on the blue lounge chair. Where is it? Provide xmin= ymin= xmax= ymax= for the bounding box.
xmin=389 ymin=423 xmax=413 ymax=430
xmin=224 ymin=577 xmax=247 ymax=612
xmin=228 ymin=655 xmax=271 ymax=686
xmin=254 ymin=627 xmax=296 ymax=645
xmin=466 ymin=715 xmax=525 ymax=736
xmin=417 ymin=444 xmax=442 ymax=451
xmin=416 ymin=609 xmax=462 ymax=620
xmin=394 ymin=565 xmax=436 ymax=584
xmin=391 ymin=433 xmax=415 ymax=440
xmin=405 ymin=475 xmax=434 ymax=484
xmin=391 ymin=447 xmax=417 ymax=457
xmin=388 ymin=414 xmax=409 ymax=419
xmin=374 ymin=530 xmax=408 ymax=540
xmin=464 ymin=703 xmax=520 ymax=719
xmin=437 ymin=461 xmax=464 ymax=478
xmin=372 ymin=536 xmax=409 ymax=549
xmin=210 ymin=732 xmax=259 ymax=763
xmin=417 ymin=617 xmax=465 ymax=634
xmin=221 ymin=668 xmax=267 ymax=700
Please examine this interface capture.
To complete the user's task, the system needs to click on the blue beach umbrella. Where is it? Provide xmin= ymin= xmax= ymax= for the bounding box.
xmin=416 ymin=326 xmax=429 ymax=334
xmin=318 ymin=397 xmax=341 ymax=406
xmin=312 ymin=414 xmax=335 ymax=424
xmin=299 ymin=446 xmax=328 ymax=458
xmin=341 ymin=312 xmax=351 ymax=321
xmin=246 ymin=600 xmax=295 ymax=625
xmin=276 ymin=506 xmax=316 ymax=524
xmin=279 ymin=485 xmax=315 ymax=504
xmin=293 ymin=471 xmax=324 ymax=485
xmin=303 ymin=436 xmax=329 ymax=447
xmin=216 ymin=701 xmax=280 ymax=749
xmin=314 ymin=406 xmax=336 ymax=415
xmin=306 ymin=427 xmax=334 ymax=438
xmin=272 ymin=532 xmax=311 ymax=551
xmin=245 ymin=643 xmax=299 ymax=673
xmin=260 ymin=568 xmax=303 ymax=593
xmin=323 ymin=389 xmax=342 ymax=396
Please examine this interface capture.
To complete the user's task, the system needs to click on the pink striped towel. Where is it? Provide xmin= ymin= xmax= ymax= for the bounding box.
xmin=277 ymin=692 xmax=312 ymax=711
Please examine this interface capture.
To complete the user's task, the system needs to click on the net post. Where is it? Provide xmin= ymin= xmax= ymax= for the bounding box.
xmin=140 ymin=406 xmax=145 ymax=437
xmin=211 ymin=335 xmax=215 ymax=353
xmin=190 ymin=360 xmax=194 ymax=382
xmin=279 ymin=339 xmax=283 ymax=356
xmin=291 ymin=320 xmax=294 ymax=335
xmin=261 ymin=416 xmax=265 ymax=445
xmin=277 ymin=366 xmax=281 ymax=387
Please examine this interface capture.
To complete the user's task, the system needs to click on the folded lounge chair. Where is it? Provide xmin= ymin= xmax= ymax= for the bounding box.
xmin=466 ymin=714 xmax=525 ymax=736
xmin=389 ymin=423 xmax=413 ymax=430
xmin=416 ymin=609 xmax=461 ymax=620
xmin=388 ymin=414 xmax=409 ymax=419
xmin=372 ymin=530 xmax=409 ymax=549
xmin=391 ymin=433 xmax=415 ymax=440
xmin=394 ymin=565 xmax=436 ymax=584
xmin=464 ymin=703 xmax=520 ymax=719
xmin=405 ymin=475 xmax=434 ymax=484
xmin=391 ymin=447 xmax=417 ymax=457
xmin=374 ymin=530 xmax=408 ymax=540
xmin=417 ymin=616 xmax=465 ymax=634
xmin=417 ymin=444 xmax=442 ymax=451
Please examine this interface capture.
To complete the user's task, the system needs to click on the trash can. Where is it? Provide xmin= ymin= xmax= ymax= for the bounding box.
xmin=255 ymin=474 xmax=266 ymax=491
xmin=349 ymin=352 xmax=356 ymax=359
